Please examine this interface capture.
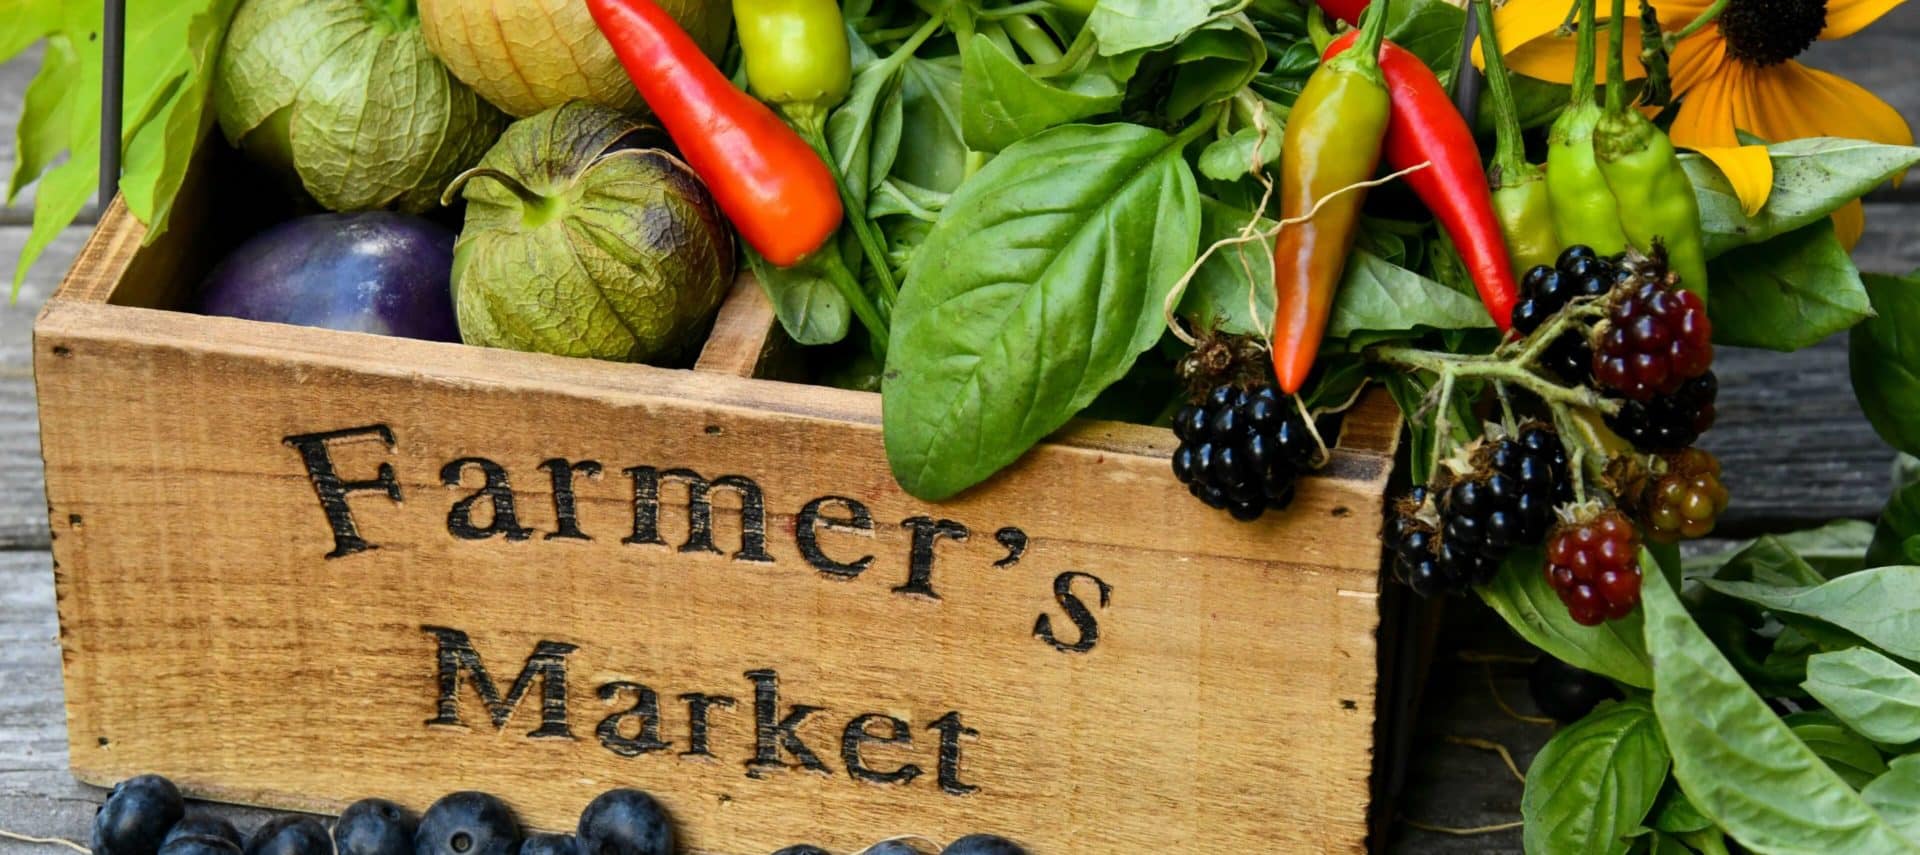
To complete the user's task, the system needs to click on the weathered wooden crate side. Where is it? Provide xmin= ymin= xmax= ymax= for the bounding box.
xmin=34 ymin=207 xmax=1396 ymax=854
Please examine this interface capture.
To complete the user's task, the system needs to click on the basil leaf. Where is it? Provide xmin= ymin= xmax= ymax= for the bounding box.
xmin=884 ymin=123 xmax=1201 ymax=500
xmin=1521 ymin=698 xmax=1669 ymax=855
xmin=1197 ymin=125 xmax=1281 ymax=182
xmin=1869 ymin=482 xmax=1920 ymax=569
xmin=1327 ymin=250 xmax=1495 ymax=337
xmin=1863 ymin=756 xmax=1920 ymax=845
xmin=743 ymin=248 xmax=851 ymax=347
xmin=1706 ymin=219 xmax=1870 ymax=352
xmin=1786 ymin=710 xmax=1894 ymax=789
xmin=1686 ymin=521 xmax=1875 ymax=581
xmin=1479 ymin=547 xmax=1653 ymax=689
xmin=1088 ymin=0 xmax=1232 ymax=56
xmin=1852 ymin=272 xmax=1920 ymax=458
xmin=1382 ymin=0 xmax=1465 ymax=87
xmin=1163 ymin=16 xmax=1266 ymax=121
xmin=1647 ymin=783 xmax=1714 ymax=835
xmin=1642 ymin=566 xmax=1920 ymax=853
xmin=960 ymin=37 xmax=1122 ymax=153
xmin=1703 ymin=567 xmax=1920 ymax=662
xmin=1804 ymin=648 xmax=1920 ymax=745
xmin=897 ymin=56 xmax=968 ymax=194
xmin=1474 ymin=74 xmax=1569 ymax=135
xmin=1684 ymin=138 xmax=1920 ymax=259
xmin=1709 ymin=535 xmax=1826 ymax=587
xmin=829 ymin=56 xmax=908 ymax=209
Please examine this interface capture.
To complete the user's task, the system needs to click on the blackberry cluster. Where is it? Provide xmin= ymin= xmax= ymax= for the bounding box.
xmin=1592 ymin=263 xmax=1713 ymax=400
xmin=1642 ymin=448 xmax=1730 ymax=542
xmin=1172 ymin=384 xmax=1319 ymax=521
xmin=1511 ymin=246 xmax=1624 ymax=383
xmin=1605 ymin=371 xmax=1717 ymax=451
xmin=1390 ymin=425 xmax=1573 ymax=597
xmin=1545 ymin=509 xmax=1642 ymax=625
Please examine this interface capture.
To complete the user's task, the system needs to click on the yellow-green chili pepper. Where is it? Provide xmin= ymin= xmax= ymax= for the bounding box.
xmin=733 ymin=0 xmax=852 ymax=131
xmin=1545 ymin=0 xmax=1627 ymax=255
xmin=1594 ymin=0 xmax=1709 ymax=301
xmin=1475 ymin=0 xmax=1556 ymax=272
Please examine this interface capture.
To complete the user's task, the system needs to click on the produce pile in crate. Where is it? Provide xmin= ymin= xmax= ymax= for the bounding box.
xmin=9 ymin=0 xmax=1920 ymax=851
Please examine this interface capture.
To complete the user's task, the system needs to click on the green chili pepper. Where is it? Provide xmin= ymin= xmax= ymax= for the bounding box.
xmin=1544 ymin=0 xmax=1627 ymax=255
xmin=733 ymin=0 xmax=852 ymax=131
xmin=1594 ymin=0 xmax=1709 ymax=301
xmin=1475 ymin=0 xmax=1556 ymax=272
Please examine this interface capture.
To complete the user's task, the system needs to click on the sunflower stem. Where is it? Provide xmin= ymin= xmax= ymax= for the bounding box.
xmin=1605 ymin=0 xmax=1628 ymax=114
xmin=1673 ymin=0 xmax=1732 ymax=40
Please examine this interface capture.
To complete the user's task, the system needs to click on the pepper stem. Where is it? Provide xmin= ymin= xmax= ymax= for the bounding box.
xmin=1605 ymin=0 xmax=1628 ymax=114
xmin=1473 ymin=0 xmax=1527 ymax=174
xmin=1570 ymin=0 xmax=1598 ymax=107
xmin=441 ymin=167 xmax=559 ymax=227
xmin=1353 ymin=0 xmax=1392 ymax=61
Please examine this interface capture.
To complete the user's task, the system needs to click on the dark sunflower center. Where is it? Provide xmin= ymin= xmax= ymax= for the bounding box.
xmin=1720 ymin=0 xmax=1828 ymax=67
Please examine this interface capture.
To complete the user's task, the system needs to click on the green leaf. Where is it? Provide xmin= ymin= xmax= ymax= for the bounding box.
xmin=1088 ymin=0 xmax=1231 ymax=55
xmin=1684 ymin=138 xmax=1920 ymax=259
xmin=1863 ymin=756 xmax=1920 ymax=845
xmin=1328 ymin=250 xmax=1496 ymax=338
xmin=1647 ymin=783 xmax=1714 ymax=835
xmin=896 ymin=56 xmax=968 ymax=194
xmin=1382 ymin=0 xmax=1466 ymax=88
xmin=1703 ymin=567 xmax=1920 ymax=661
xmin=1197 ymin=124 xmax=1281 ymax=182
xmin=1163 ymin=16 xmax=1266 ymax=121
xmin=1708 ymin=536 xmax=1826 ymax=588
xmin=1852 ymin=273 xmax=1920 ymax=458
xmin=1642 ymin=564 xmax=1920 ymax=854
xmin=744 ymin=248 xmax=851 ymax=346
xmin=884 ymin=123 xmax=1201 ymax=500
xmin=1804 ymin=648 xmax=1920 ymax=745
xmin=960 ymin=37 xmax=1122 ymax=153
xmin=8 ymin=32 xmax=80 ymax=203
xmin=1706 ymin=219 xmax=1870 ymax=352
xmin=1479 ymin=547 xmax=1653 ymax=689
xmin=1869 ymin=482 xmax=1920 ymax=569
xmin=829 ymin=54 xmax=909 ymax=210
xmin=1786 ymin=710 xmax=1892 ymax=790
xmin=1687 ymin=521 xmax=1876 ymax=580
xmin=1522 ymin=698 xmax=1669 ymax=855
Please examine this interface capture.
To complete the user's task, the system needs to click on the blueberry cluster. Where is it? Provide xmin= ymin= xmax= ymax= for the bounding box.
xmin=1389 ymin=425 xmax=1572 ymax=597
xmin=90 ymin=775 xmax=1029 ymax=855
xmin=1171 ymin=383 xmax=1320 ymax=521
xmin=1511 ymin=246 xmax=1625 ymax=384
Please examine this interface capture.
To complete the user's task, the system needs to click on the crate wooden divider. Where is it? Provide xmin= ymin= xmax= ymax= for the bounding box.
xmin=35 ymin=157 xmax=1403 ymax=854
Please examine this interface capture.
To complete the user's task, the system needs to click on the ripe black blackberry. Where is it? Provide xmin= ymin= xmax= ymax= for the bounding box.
xmin=1171 ymin=383 xmax=1319 ymax=521
xmin=1388 ymin=487 xmax=1499 ymax=596
xmin=1510 ymin=246 xmax=1621 ymax=384
xmin=1445 ymin=424 xmax=1572 ymax=558
xmin=1605 ymin=371 xmax=1717 ymax=451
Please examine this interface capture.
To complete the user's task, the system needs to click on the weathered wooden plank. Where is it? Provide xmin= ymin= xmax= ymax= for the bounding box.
xmin=0 ymin=227 xmax=87 ymax=552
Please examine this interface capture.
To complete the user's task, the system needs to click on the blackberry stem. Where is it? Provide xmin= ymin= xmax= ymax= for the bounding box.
xmin=1370 ymin=346 xmax=1622 ymax=415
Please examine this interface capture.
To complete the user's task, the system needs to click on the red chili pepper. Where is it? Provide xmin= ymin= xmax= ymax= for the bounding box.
xmin=1317 ymin=0 xmax=1369 ymax=26
xmin=1326 ymin=31 xmax=1518 ymax=331
xmin=585 ymin=0 xmax=842 ymax=267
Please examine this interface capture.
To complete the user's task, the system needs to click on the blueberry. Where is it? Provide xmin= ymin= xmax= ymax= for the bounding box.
xmin=245 ymin=817 xmax=330 ymax=855
xmin=769 ymin=847 xmax=831 ymax=855
xmin=93 ymin=775 xmax=187 ymax=855
xmin=860 ymin=843 xmax=921 ymax=855
xmin=416 ymin=792 xmax=519 ymax=855
xmin=335 ymin=798 xmax=418 ymax=855
xmin=576 ymin=789 xmax=672 ymax=855
xmin=517 ymin=834 xmax=580 ymax=855
xmin=166 ymin=816 xmax=243 ymax=851
xmin=160 ymin=836 xmax=242 ymax=855
xmin=940 ymin=835 xmax=1028 ymax=855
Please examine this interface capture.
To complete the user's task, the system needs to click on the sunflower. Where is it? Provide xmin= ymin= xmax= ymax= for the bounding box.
xmin=1476 ymin=0 xmax=1914 ymax=246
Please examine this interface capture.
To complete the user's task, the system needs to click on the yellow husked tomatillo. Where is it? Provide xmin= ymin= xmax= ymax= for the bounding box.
xmin=419 ymin=0 xmax=733 ymax=118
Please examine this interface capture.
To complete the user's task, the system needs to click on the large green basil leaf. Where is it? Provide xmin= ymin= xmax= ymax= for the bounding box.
xmin=1088 ymin=0 xmax=1232 ymax=55
xmin=1197 ymin=124 xmax=1282 ymax=181
xmin=1852 ymin=273 xmax=1920 ymax=458
xmin=1706 ymin=219 xmax=1870 ymax=351
xmin=1479 ymin=547 xmax=1653 ymax=689
xmin=1181 ymin=200 xmax=1492 ymax=339
xmin=1164 ymin=16 xmax=1266 ymax=121
xmin=960 ymin=37 xmax=1122 ymax=153
xmin=1686 ymin=522 xmax=1875 ymax=581
xmin=1684 ymin=139 xmax=1920 ymax=259
xmin=884 ymin=123 xmax=1201 ymax=500
xmin=897 ymin=56 xmax=968 ymax=194
xmin=1704 ymin=567 xmax=1920 ymax=661
xmin=1647 ymin=783 xmax=1714 ymax=835
xmin=1804 ymin=648 xmax=1920 ymax=745
xmin=1863 ymin=756 xmax=1920 ymax=845
xmin=1868 ymin=482 xmax=1920 ymax=569
xmin=1784 ymin=710 xmax=1891 ymax=790
xmin=744 ymin=248 xmax=851 ymax=346
xmin=1642 ymin=566 xmax=1920 ymax=854
xmin=829 ymin=54 xmax=908 ymax=210
xmin=1521 ymin=698 xmax=1669 ymax=855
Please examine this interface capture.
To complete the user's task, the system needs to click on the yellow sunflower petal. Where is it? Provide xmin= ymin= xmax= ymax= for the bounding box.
xmin=1831 ymin=199 xmax=1865 ymax=250
xmin=1666 ymin=27 xmax=1728 ymax=99
xmin=1822 ymin=0 xmax=1908 ymax=39
xmin=1743 ymin=61 xmax=1916 ymax=147
xmin=1669 ymin=59 xmax=1744 ymax=148
xmin=1473 ymin=0 xmax=1647 ymax=83
xmin=1693 ymin=144 xmax=1775 ymax=215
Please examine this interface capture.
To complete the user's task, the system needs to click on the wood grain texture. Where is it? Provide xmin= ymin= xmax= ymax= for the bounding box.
xmin=33 ymin=206 xmax=1402 ymax=854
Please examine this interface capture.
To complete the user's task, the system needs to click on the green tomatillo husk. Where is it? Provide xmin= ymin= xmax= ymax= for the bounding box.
xmin=444 ymin=102 xmax=736 ymax=364
xmin=214 ymin=0 xmax=506 ymax=213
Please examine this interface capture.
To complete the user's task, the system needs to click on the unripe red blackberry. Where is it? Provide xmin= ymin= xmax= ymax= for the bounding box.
xmin=1642 ymin=448 xmax=1730 ymax=542
xmin=1545 ymin=508 xmax=1642 ymax=625
xmin=1592 ymin=274 xmax=1713 ymax=401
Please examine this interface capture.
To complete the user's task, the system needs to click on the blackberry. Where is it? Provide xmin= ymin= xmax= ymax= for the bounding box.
xmin=1605 ymin=372 xmax=1717 ymax=451
xmin=1642 ymin=448 xmax=1730 ymax=542
xmin=1592 ymin=264 xmax=1713 ymax=401
xmin=1527 ymin=656 xmax=1623 ymax=722
xmin=1171 ymin=383 xmax=1319 ymax=521
xmin=1446 ymin=425 xmax=1572 ymax=557
xmin=1510 ymin=247 xmax=1617 ymax=384
xmin=1545 ymin=508 xmax=1642 ymax=625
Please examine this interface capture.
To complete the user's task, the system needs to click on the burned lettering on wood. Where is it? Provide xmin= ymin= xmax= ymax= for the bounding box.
xmin=745 ymin=669 xmax=830 ymax=777
xmin=1034 ymin=571 xmax=1113 ymax=654
xmin=841 ymin=713 xmax=922 ymax=786
xmin=596 ymin=681 xmax=670 ymax=757
xmin=442 ymin=458 xmax=534 ymax=541
xmin=540 ymin=459 xmax=602 ymax=541
xmin=897 ymin=517 xmax=969 ymax=599
xmin=678 ymin=693 xmax=737 ymax=759
xmin=421 ymin=626 xmax=577 ymax=739
xmin=795 ymin=495 xmax=875 ymax=578
xmin=927 ymin=711 xmax=979 ymax=795
xmin=283 ymin=424 xmax=402 ymax=559
xmin=624 ymin=467 xmax=775 ymax=563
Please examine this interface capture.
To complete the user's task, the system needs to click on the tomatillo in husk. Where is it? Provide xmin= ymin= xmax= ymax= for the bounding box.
xmin=443 ymin=102 xmax=736 ymax=364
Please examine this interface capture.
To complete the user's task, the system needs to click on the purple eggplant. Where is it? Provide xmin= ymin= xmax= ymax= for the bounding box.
xmin=197 ymin=212 xmax=459 ymax=342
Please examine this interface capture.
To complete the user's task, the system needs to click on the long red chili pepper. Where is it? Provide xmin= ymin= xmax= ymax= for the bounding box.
xmin=1326 ymin=31 xmax=1518 ymax=331
xmin=585 ymin=0 xmax=842 ymax=268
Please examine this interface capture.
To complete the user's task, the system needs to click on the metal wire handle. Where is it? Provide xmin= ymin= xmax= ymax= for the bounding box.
xmin=99 ymin=0 xmax=126 ymax=211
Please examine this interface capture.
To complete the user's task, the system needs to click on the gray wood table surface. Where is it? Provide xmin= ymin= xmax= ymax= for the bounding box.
xmin=3 ymin=13 xmax=1919 ymax=853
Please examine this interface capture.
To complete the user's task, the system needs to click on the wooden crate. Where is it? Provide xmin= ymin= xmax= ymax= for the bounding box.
xmin=32 ymin=149 xmax=1404 ymax=854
